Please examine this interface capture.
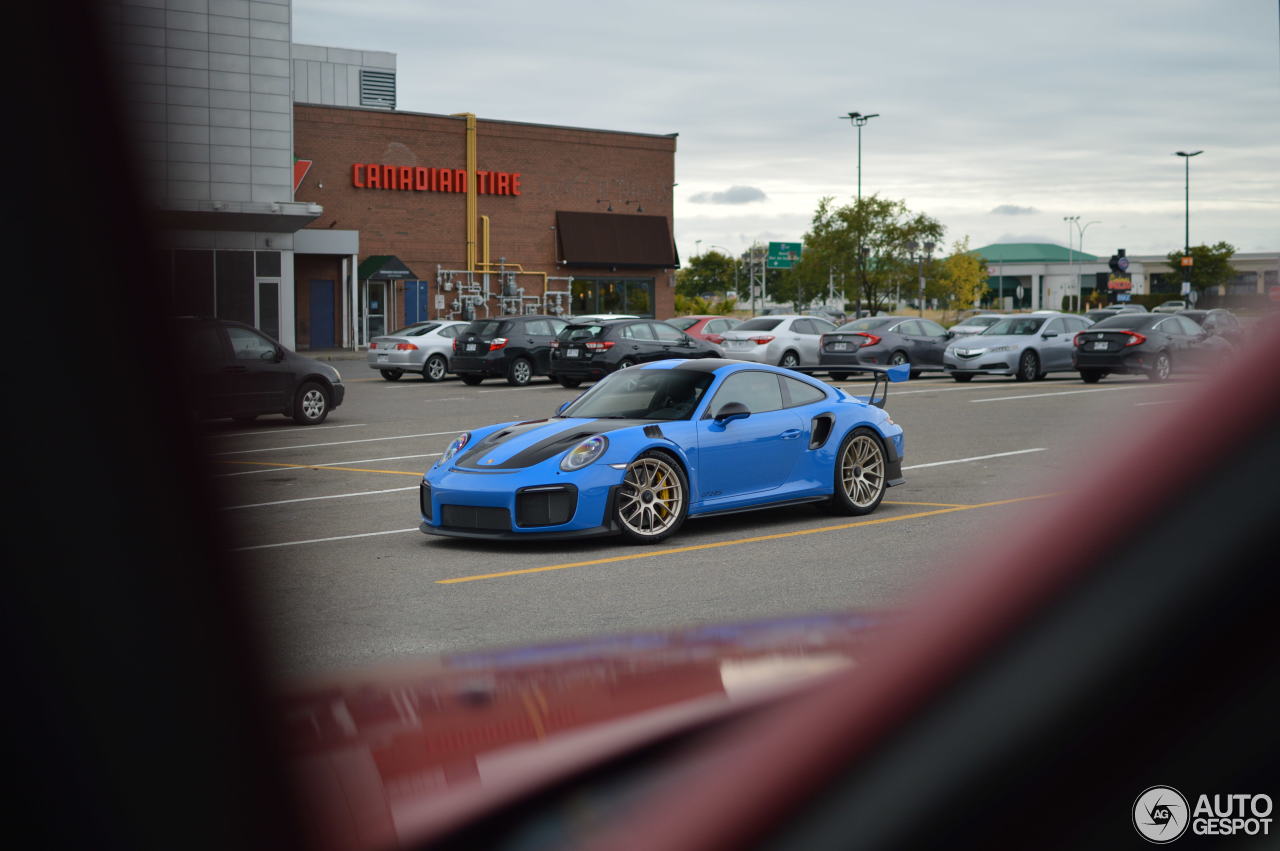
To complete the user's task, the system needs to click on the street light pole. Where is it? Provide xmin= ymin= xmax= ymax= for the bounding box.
xmin=1175 ymin=150 xmax=1203 ymax=298
xmin=839 ymin=111 xmax=880 ymax=200
xmin=1063 ymin=216 xmax=1078 ymax=311
xmin=906 ymin=240 xmax=935 ymax=317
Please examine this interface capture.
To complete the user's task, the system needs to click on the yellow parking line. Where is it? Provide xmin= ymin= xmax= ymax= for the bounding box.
xmin=218 ymin=460 xmax=424 ymax=476
xmin=883 ymin=500 xmax=972 ymax=508
xmin=436 ymin=493 xmax=1059 ymax=585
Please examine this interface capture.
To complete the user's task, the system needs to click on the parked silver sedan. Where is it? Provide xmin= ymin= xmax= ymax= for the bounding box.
xmin=367 ymin=320 xmax=469 ymax=381
xmin=943 ymin=312 xmax=1093 ymax=382
xmin=717 ymin=314 xmax=838 ymax=368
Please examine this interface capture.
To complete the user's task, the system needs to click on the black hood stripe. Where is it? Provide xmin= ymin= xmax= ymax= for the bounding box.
xmin=456 ymin=419 xmax=650 ymax=470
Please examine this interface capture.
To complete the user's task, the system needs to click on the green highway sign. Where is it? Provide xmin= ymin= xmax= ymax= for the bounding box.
xmin=766 ymin=241 xmax=803 ymax=269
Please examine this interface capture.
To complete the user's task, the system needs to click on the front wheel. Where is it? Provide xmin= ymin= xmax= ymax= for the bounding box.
xmin=422 ymin=354 xmax=447 ymax=382
xmin=459 ymin=373 xmax=484 ymax=386
xmin=615 ymin=452 xmax=688 ymax=544
xmin=380 ymin=369 xmax=404 ymax=381
xmin=779 ymin=351 xmax=800 ymax=369
xmin=617 ymin=357 xmax=637 ymax=370
xmin=292 ymin=382 xmax=330 ymax=425
xmin=952 ymin=373 xmax=974 ymax=383
xmin=507 ymin=357 xmax=534 ymax=386
xmin=1148 ymin=351 xmax=1172 ymax=382
xmin=1016 ymin=350 xmax=1039 ymax=382
xmin=1080 ymin=369 xmax=1105 ymax=384
xmin=829 ymin=428 xmax=888 ymax=516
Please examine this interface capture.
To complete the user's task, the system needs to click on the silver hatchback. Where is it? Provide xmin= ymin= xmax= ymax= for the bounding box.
xmin=367 ymin=320 xmax=469 ymax=381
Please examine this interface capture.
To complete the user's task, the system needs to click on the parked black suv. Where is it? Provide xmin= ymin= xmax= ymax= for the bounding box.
xmin=175 ymin=317 xmax=345 ymax=425
xmin=548 ymin=319 xmax=720 ymax=387
xmin=450 ymin=315 xmax=569 ymax=386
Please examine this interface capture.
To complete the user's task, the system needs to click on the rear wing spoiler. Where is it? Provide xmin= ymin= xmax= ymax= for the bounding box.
xmin=791 ymin=363 xmax=911 ymax=407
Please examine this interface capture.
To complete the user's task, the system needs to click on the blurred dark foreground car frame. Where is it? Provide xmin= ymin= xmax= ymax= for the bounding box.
xmin=10 ymin=4 xmax=1278 ymax=850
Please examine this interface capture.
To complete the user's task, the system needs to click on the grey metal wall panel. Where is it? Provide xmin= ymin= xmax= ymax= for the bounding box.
xmin=210 ymin=89 xmax=250 ymax=109
xmin=208 ymin=14 xmax=249 ymax=36
xmin=210 ymin=145 xmax=252 ymax=164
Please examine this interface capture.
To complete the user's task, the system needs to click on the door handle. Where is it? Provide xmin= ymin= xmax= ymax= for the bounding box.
xmin=631 ymin=344 xmax=640 ymax=350
xmin=780 ymin=429 xmax=802 ymax=440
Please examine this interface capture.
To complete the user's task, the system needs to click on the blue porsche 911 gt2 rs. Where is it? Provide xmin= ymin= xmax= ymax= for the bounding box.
xmin=420 ymin=358 xmax=907 ymax=544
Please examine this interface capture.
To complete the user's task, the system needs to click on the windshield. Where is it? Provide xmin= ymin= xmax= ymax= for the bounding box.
xmin=956 ymin=317 xmax=1001 ymax=329
xmin=667 ymin=317 xmax=700 ymax=331
xmin=464 ymin=320 xmax=507 ymax=337
xmin=559 ymin=369 xmax=714 ymax=420
xmin=983 ymin=317 xmax=1046 ymax=335
xmin=835 ymin=317 xmax=894 ymax=332
xmin=734 ymin=318 xmax=783 ymax=331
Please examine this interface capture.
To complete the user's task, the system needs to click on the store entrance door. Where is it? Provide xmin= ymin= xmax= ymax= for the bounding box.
xmin=366 ymin=280 xmax=387 ymax=343
xmin=309 ymin=280 xmax=335 ymax=349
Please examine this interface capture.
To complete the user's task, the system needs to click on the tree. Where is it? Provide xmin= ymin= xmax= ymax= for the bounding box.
xmin=800 ymin=195 xmax=945 ymax=315
xmin=675 ymin=250 xmax=738 ymax=298
xmin=1165 ymin=242 xmax=1237 ymax=294
xmin=929 ymin=237 xmax=988 ymax=315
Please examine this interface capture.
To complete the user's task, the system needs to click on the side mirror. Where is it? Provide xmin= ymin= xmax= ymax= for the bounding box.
xmin=713 ymin=401 xmax=751 ymax=424
xmin=261 ymin=347 xmax=283 ymax=362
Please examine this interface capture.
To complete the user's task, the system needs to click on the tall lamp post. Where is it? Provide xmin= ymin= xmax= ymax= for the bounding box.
xmin=839 ymin=111 xmax=880 ymax=200
xmin=1174 ymin=150 xmax=1203 ymax=300
xmin=905 ymin=240 xmax=936 ymax=317
xmin=1064 ymin=216 xmax=1100 ymax=310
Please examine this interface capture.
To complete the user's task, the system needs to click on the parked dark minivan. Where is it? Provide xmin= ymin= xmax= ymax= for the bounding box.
xmin=549 ymin=319 xmax=720 ymax=387
xmin=450 ymin=315 xmax=568 ymax=385
xmin=176 ymin=316 xmax=345 ymax=425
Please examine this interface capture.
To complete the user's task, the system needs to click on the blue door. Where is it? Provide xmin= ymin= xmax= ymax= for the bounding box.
xmin=309 ymin=279 xmax=335 ymax=349
xmin=404 ymin=280 xmax=430 ymax=324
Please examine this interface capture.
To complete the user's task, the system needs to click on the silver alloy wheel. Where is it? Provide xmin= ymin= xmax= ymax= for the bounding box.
xmin=617 ymin=456 xmax=684 ymax=537
xmin=890 ymin=351 xmax=908 ymax=366
xmin=1153 ymin=352 xmax=1171 ymax=380
xmin=840 ymin=434 xmax=886 ymax=509
xmin=781 ymin=351 xmax=800 ymax=368
xmin=426 ymin=355 xmax=447 ymax=381
xmin=512 ymin=359 xmax=532 ymax=384
xmin=300 ymin=387 xmax=326 ymax=420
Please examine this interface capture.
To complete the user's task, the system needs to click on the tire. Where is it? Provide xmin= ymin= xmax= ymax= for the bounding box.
xmin=828 ymin=427 xmax=888 ymax=516
xmin=380 ymin=369 xmax=403 ymax=381
xmin=889 ymin=351 xmax=909 ymax=368
xmin=614 ymin=451 xmax=688 ymax=544
xmin=1080 ymin=369 xmax=1104 ymax=384
xmin=779 ymin=350 xmax=800 ymax=369
xmin=292 ymin=381 xmax=330 ymax=425
xmin=1148 ymin=351 xmax=1172 ymax=382
xmin=909 ymin=369 xmax=922 ymax=380
xmin=829 ymin=372 xmax=849 ymax=381
xmin=952 ymin=373 xmax=974 ymax=383
xmin=617 ymin=358 xmax=637 ymax=370
xmin=1015 ymin=350 xmax=1039 ymax=382
xmin=422 ymin=355 xmax=447 ymax=382
xmin=460 ymin=373 xmax=484 ymax=386
xmin=557 ymin=375 xmax=582 ymax=388
xmin=507 ymin=357 xmax=534 ymax=386
xmin=1036 ymin=370 xmax=1049 ymax=381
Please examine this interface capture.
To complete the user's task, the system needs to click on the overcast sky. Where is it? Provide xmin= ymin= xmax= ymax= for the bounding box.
xmin=295 ymin=0 xmax=1280 ymax=262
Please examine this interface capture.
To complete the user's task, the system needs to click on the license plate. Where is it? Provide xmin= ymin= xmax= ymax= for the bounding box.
xmin=376 ymin=353 xmax=389 ymax=362
xmin=1092 ymin=341 xmax=1108 ymax=350
xmin=829 ymin=342 xmax=849 ymax=351
xmin=729 ymin=340 xmax=752 ymax=350
xmin=466 ymin=343 xmax=477 ymax=352
xmin=566 ymin=348 xmax=579 ymax=358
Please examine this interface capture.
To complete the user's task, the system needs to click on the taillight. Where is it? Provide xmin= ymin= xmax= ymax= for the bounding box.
xmin=749 ymin=335 xmax=775 ymax=345
xmin=1073 ymin=332 xmax=1085 ymax=347
xmin=489 ymin=337 xmax=508 ymax=351
xmin=549 ymin=340 xmax=560 ymax=348
xmin=854 ymin=333 xmax=881 ymax=347
xmin=585 ymin=340 xmax=615 ymax=350
xmin=706 ymin=334 xmax=724 ymax=344
xmin=1123 ymin=332 xmax=1146 ymax=347
xmin=452 ymin=339 xmax=459 ymax=353
xmin=395 ymin=343 xmax=418 ymax=351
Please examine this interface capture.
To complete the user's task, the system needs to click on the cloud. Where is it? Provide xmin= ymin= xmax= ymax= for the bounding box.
xmin=689 ymin=185 xmax=768 ymax=205
xmin=990 ymin=204 xmax=1039 ymax=216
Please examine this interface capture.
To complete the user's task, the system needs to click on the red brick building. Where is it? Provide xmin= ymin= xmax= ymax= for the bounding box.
xmin=292 ymin=105 xmax=678 ymax=350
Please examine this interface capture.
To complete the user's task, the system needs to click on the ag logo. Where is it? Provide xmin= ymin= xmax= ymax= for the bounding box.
xmin=1134 ymin=786 xmax=1190 ymax=843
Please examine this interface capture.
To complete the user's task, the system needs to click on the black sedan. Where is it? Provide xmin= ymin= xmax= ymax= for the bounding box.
xmin=818 ymin=315 xmax=953 ymax=379
xmin=548 ymin=318 xmax=720 ymax=387
xmin=1072 ymin=312 xmax=1234 ymax=382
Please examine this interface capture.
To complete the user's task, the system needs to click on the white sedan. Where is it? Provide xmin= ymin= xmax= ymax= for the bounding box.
xmin=367 ymin=320 xmax=469 ymax=381
xmin=716 ymin=315 xmax=838 ymax=368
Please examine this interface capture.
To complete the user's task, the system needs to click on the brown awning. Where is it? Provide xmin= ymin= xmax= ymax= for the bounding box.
xmin=556 ymin=211 xmax=677 ymax=269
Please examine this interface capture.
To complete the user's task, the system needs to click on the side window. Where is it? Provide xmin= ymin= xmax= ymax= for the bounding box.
xmin=184 ymin=323 xmax=227 ymax=367
xmin=225 ymin=325 xmax=277 ymax=361
xmin=549 ymin=319 xmax=567 ymax=335
xmin=813 ymin=319 xmax=837 ymax=334
xmin=525 ymin=319 xmax=551 ymax=336
xmin=791 ymin=319 xmax=815 ymax=335
xmin=1067 ymin=318 xmax=1089 ymax=333
xmin=438 ymin=324 xmax=458 ymax=338
xmin=1043 ymin=319 xmax=1064 ymax=335
xmin=651 ymin=322 xmax=685 ymax=343
xmin=706 ymin=319 xmax=727 ymax=334
xmin=781 ymin=376 xmax=828 ymax=408
xmin=709 ymin=371 xmax=784 ymax=415
xmin=919 ymin=319 xmax=947 ymax=337
xmin=897 ymin=320 xmax=923 ymax=336
xmin=623 ymin=323 xmax=655 ymax=341
xmin=1178 ymin=316 xmax=1204 ymax=335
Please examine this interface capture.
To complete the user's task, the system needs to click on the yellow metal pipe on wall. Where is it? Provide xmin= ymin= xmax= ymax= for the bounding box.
xmin=451 ymin=112 xmax=478 ymax=273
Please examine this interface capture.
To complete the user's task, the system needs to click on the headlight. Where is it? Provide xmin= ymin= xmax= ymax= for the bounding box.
xmin=989 ymin=345 xmax=1017 ymax=353
xmin=440 ymin=431 xmax=470 ymax=463
xmin=561 ymin=435 xmax=608 ymax=471
xmin=327 ymin=365 xmax=343 ymax=383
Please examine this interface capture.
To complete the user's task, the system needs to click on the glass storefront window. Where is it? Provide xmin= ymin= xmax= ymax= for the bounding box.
xmin=566 ymin=278 xmax=656 ymax=317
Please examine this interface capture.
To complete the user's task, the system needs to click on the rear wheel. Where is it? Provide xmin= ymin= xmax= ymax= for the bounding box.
xmin=557 ymin=375 xmax=582 ymax=388
xmin=829 ymin=428 xmax=888 ymax=516
xmin=292 ymin=382 xmax=329 ymax=425
xmin=952 ymin=373 xmax=974 ymax=383
xmin=1016 ymin=350 xmax=1039 ymax=382
xmin=379 ymin=369 xmax=403 ymax=381
xmin=779 ymin=350 xmax=800 ymax=369
xmin=1148 ymin=351 xmax=1172 ymax=382
xmin=507 ymin=357 xmax=534 ymax=386
xmin=422 ymin=355 xmax=447 ymax=382
xmin=829 ymin=372 xmax=849 ymax=381
xmin=460 ymin=374 xmax=484 ymax=386
xmin=617 ymin=357 xmax=637 ymax=370
xmin=889 ymin=351 xmax=908 ymax=367
xmin=614 ymin=452 xmax=688 ymax=544
xmin=1080 ymin=369 xmax=1105 ymax=384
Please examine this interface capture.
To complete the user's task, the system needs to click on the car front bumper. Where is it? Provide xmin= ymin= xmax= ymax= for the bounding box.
xmin=943 ymin=350 xmax=1018 ymax=375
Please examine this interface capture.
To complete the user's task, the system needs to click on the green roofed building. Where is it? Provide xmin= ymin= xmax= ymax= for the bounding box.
xmin=971 ymin=243 xmax=1109 ymax=312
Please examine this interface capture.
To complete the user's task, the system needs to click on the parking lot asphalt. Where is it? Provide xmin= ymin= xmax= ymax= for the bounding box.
xmin=211 ymin=358 xmax=1204 ymax=679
